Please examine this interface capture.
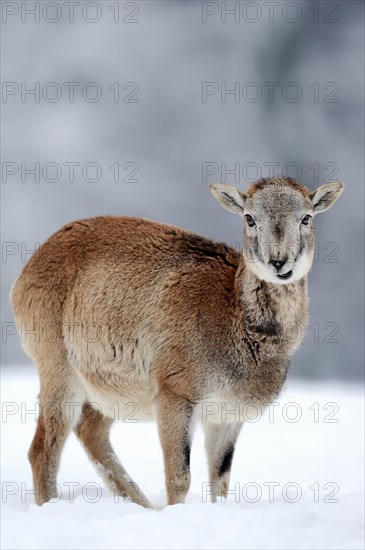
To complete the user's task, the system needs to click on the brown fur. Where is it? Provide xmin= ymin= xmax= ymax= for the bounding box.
xmin=11 ymin=177 xmax=344 ymax=507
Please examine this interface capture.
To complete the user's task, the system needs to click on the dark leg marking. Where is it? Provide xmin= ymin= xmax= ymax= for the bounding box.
xmin=218 ymin=445 xmax=234 ymax=477
xmin=183 ymin=443 xmax=191 ymax=469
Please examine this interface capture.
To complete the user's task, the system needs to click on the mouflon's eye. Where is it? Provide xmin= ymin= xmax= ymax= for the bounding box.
xmin=301 ymin=214 xmax=312 ymax=225
xmin=245 ymin=214 xmax=256 ymax=227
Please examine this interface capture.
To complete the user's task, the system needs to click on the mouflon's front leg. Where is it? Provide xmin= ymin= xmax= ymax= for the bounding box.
xmin=204 ymin=422 xmax=243 ymax=502
xmin=156 ymin=390 xmax=194 ymax=505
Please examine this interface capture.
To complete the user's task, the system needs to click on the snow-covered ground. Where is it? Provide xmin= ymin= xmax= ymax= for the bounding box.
xmin=1 ymin=367 xmax=364 ymax=550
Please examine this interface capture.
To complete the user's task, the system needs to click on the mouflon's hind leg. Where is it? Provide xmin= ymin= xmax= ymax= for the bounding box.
xmin=204 ymin=422 xmax=242 ymax=502
xmin=29 ymin=413 xmax=70 ymax=505
xmin=28 ymin=358 xmax=76 ymax=506
xmin=74 ymin=402 xmax=152 ymax=508
xmin=156 ymin=390 xmax=194 ymax=505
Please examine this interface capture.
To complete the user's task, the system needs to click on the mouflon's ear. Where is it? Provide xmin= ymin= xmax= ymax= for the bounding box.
xmin=310 ymin=182 xmax=345 ymax=215
xmin=209 ymin=183 xmax=246 ymax=215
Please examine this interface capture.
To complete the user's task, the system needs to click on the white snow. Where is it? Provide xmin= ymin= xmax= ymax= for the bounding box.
xmin=1 ymin=367 xmax=364 ymax=550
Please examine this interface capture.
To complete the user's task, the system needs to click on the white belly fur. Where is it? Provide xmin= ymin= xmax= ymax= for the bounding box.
xmin=76 ymin=371 xmax=157 ymax=422
xmin=75 ymin=369 xmax=251 ymax=425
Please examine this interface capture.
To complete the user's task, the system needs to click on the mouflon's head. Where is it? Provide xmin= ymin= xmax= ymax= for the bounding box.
xmin=210 ymin=177 xmax=344 ymax=285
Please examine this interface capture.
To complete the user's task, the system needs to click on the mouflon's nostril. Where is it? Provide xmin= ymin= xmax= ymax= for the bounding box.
xmin=270 ymin=259 xmax=287 ymax=270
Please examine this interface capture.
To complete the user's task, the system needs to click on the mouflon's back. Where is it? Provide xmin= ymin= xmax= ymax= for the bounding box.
xmin=11 ymin=216 xmax=240 ymax=365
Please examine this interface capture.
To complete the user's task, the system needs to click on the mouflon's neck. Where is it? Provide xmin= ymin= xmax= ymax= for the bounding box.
xmin=234 ymin=259 xmax=309 ymax=341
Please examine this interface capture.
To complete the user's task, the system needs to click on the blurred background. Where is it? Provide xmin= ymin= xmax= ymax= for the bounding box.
xmin=1 ymin=0 xmax=364 ymax=380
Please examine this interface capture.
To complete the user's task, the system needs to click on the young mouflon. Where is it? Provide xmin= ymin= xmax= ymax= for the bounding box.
xmin=11 ymin=176 xmax=344 ymax=508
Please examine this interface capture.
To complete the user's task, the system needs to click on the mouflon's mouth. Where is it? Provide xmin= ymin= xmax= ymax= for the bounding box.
xmin=277 ymin=270 xmax=293 ymax=280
